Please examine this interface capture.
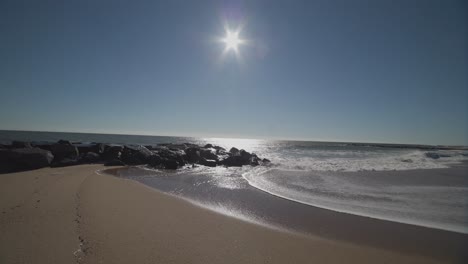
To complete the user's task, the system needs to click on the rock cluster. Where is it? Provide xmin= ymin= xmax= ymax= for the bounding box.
xmin=0 ymin=140 xmax=270 ymax=173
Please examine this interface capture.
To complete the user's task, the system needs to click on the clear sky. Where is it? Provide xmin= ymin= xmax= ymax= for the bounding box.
xmin=1 ymin=0 xmax=467 ymax=145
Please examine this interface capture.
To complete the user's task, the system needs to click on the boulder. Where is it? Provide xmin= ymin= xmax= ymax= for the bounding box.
xmin=220 ymin=155 xmax=244 ymax=167
xmin=200 ymin=148 xmax=218 ymax=161
xmin=31 ymin=141 xmax=54 ymax=151
xmin=262 ymin=158 xmax=271 ymax=163
xmin=147 ymin=154 xmax=162 ymax=167
xmin=213 ymin=146 xmax=226 ymax=154
xmin=204 ymin=144 xmax=213 ymax=148
xmin=156 ymin=148 xmax=186 ymax=166
xmin=82 ymin=152 xmax=101 ymax=163
xmin=199 ymin=158 xmax=217 ymax=167
xmin=162 ymin=159 xmax=179 ymax=170
xmin=229 ymin=147 xmax=240 ymax=156
xmin=185 ymin=147 xmax=201 ymax=163
xmin=0 ymin=148 xmax=54 ymax=173
xmin=76 ymin=143 xmax=105 ymax=154
xmin=239 ymin=149 xmax=252 ymax=161
xmin=102 ymin=144 xmax=124 ymax=161
xmin=121 ymin=145 xmax=152 ymax=165
xmin=104 ymin=159 xmax=125 ymax=166
xmin=51 ymin=140 xmax=79 ymax=162
xmin=167 ymin=144 xmax=188 ymax=151
xmin=12 ymin=141 xmax=32 ymax=148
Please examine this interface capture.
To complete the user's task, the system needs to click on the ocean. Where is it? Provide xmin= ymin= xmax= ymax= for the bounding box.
xmin=2 ymin=130 xmax=468 ymax=234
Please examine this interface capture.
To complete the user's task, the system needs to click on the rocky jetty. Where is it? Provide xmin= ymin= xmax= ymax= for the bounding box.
xmin=0 ymin=140 xmax=270 ymax=173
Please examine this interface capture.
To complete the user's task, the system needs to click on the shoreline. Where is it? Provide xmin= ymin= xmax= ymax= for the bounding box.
xmin=1 ymin=165 xmax=464 ymax=263
xmin=108 ymin=165 xmax=468 ymax=262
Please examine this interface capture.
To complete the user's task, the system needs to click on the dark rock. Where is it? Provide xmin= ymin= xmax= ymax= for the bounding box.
xmin=76 ymin=143 xmax=105 ymax=154
xmin=199 ymin=158 xmax=217 ymax=167
xmin=156 ymin=148 xmax=186 ymax=166
xmin=220 ymin=155 xmax=244 ymax=167
xmin=103 ymin=144 xmax=124 ymax=161
xmin=240 ymin=149 xmax=252 ymax=160
xmin=167 ymin=144 xmax=188 ymax=151
xmin=12 ymin=141 xmax=32 ymax=148
xmin=82 ymin=152 xmax=101 ymax=163
xmin=185 ymin=147 xmax=201 ymax=163
xmin=51 ymin=158 xmax=79 ymax=167
xmin=104 ymin=159 xmax=125 ymax=166
xmin=51 ymin=140 xmax=79 ymax=162
xmin=147 ymin=154 xmax=162 ymax=167
xmin=162 ymin=159 xmax=179 ymax=170
xmin=204 ymin=144 xmax=213 ymax=148
xmin=121 ymin=145 xmax=152 ymax=165
xmin=31 ymin=141 xmax=54 ymax=151
xmin=0 ymin=148 xmax=54 ymax=173
xmin=262 ymin=158 xmax=271 ymax=163
xmin=229 ymin=147 xmax=240 ymax=156
xmin=213 ymin=146 xmax=226 ymax=154
xmin=200 ymin=148 xmax=218 ymax=161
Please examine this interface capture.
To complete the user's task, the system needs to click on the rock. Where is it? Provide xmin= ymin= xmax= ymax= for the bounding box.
xmin=51 ymin=140 xmax=79 ymax=162
xmin=162 ymin=159 xmax=179 ymax=170
xmin=121 ymin=145 xmax=152 ymax=165
xmin=200 ymin=148 xmax=218 ymax=161
xmin=425 ymin=152 xmax=440 ymax=159
xmin=76 ymin=143 xmax=105 ymax=154
xmin=12 ymin=141 xmax=32 ymax=148
xmin=401 ymin=159 xmax=413 ymax=163
xmin=213 ymin=146 xmax=226 ymax=154
xmin=156 ymin=148 xmax=186 ymax=166
xmin=0 ymin=148 xmax=54 ymax=173
xmin=167 ymin=144 xmax=188 ymax=151
xmin=220 ymin=155 xmax=244 ymax=167
xmin=229 ymin=147 xmax=240 ymax=156
xmin=185 ymin=147 xmax=201 ymax=163
xmin=262 ymin=158 xmax=271 ymax=163
xmin=31 ymin=141 xmax=54 ymax=151
xmin=103 ymin=144 xmax=124 ymax=161
xmin=82 ymin=152 xmax=101 ymax=163
xmin=104 ymin=159 xmax=125 ymax=166
xmin=199 ymin=158 xmax=217 ymax=167
xmin=204 ymin=144 xmax=213 ymax=148
xmin=240 ymin=149 xmax=252 ymax=161
xmin=51 ymin=158 xmax=79 ymax=167
xmin=147 ymin=154 xmax=162 ymax=167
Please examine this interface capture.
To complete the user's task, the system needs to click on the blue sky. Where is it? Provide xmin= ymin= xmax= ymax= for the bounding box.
xmin=0 ymin=0 xmax=467 ymax=145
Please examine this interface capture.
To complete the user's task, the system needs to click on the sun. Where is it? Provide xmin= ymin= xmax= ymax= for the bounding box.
xmin=222 ymin=29 xmax=244 ymax=53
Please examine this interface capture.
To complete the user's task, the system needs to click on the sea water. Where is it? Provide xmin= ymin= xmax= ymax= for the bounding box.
xmin=2 ymin=130 xmax=467 ymax=233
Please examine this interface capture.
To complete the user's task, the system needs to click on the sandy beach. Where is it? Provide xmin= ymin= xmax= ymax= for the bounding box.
xmin=0 ymin=165 xmax=465 ymax=264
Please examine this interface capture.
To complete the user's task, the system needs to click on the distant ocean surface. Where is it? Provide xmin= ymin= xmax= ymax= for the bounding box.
xmin=2 ymin=130 xmax=468 ymax=234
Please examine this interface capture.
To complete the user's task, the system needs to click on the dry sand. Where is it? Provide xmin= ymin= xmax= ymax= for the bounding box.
xmin=0 ymin=165 xmax=463 ymax=263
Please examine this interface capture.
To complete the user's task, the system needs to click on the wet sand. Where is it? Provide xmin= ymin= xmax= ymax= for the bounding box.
xmin=111 ymin=165 xmax=468 ymax=263
xmin=0 ymin=165 xmax=465 ymax=263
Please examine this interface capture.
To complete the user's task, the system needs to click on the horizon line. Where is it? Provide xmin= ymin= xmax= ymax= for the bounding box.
xmin=0 ymin=129 xmax=466 ymax=148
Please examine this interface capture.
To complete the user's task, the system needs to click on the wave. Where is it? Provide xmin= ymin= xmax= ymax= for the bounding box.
xmin=265 ymin=150 xmax=468 ymax=172
xmin=243 ymin=168 xmax=468 ymax=234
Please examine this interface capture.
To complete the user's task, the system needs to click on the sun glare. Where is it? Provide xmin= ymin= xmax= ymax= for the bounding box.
xmin=222 ymin=29 xmax=244 ymax=53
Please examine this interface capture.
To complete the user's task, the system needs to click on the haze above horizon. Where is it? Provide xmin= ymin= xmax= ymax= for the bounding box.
xmin=0 ymin=0 xmax=467 ymax=145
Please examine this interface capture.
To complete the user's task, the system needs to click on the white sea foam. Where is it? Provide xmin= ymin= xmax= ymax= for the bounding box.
xmin=243 ymin=169 xmax=468 ymax=234
xmin=267 ymin=149 xmax=468 ymax=172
